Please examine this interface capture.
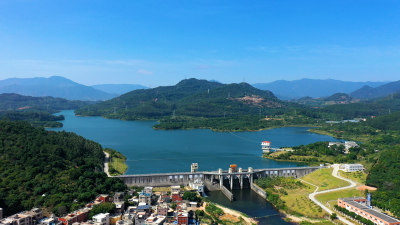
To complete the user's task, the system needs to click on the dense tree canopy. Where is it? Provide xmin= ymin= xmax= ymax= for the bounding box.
xmin=0 ymin=121 xmax=126 ymax=217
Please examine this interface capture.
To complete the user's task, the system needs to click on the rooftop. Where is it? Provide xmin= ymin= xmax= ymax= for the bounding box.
xmin=341 ymin=198 xmax=400 ymax=223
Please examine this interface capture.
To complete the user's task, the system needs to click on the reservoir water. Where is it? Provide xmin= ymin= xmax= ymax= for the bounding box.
xmin=49 ymin=110 xmax=341 ymax=224
xmin=50 ymin=110 xmax=340 ymax=174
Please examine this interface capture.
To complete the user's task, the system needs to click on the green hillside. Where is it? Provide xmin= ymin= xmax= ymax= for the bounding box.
xmin=0 ymin=93 xmax=92 ymax=127
xmin=0 ymin=121 xmax=126 ymax=217
xmin=75 ymin=79 xmax=315 ymax=131
xmin=0 ymin=93 xmax=90 ymax=112
xmin=321 ymin=93 xmax=400 ymax=119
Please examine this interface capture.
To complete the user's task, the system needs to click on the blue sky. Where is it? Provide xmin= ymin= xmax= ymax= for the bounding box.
xmin=0 ymin=0 xmax=399 ymax=86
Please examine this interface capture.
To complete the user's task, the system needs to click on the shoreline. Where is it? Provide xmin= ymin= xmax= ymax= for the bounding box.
xmin=72 ymin=111 xmax=323 ymax=133
xmin=211 ymin=203 xmax=259 ymax=225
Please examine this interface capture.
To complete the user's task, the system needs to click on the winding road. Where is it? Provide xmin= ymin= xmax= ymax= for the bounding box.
xmin=104 ymin=151 xmax=111 ymax=177
xmin=300 ymin=164 xmax=357 ymax=225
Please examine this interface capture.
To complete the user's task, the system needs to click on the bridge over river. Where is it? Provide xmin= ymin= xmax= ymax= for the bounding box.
xmin=116 ymin=166 xmax=322 ymax=200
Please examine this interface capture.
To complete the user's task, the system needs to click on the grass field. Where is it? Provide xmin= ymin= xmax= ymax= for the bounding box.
xmin=110 ymin=157 xmax=128 ymax=175
xmin=338 ymin=171 xmax=367 ymax=185
xmin=301 ymin=168 xmax=349 ymax=191
xmin=153 ymin=187 xmax=171 ymax=192
xmin=315 ymin=188 xmax=364 ymax=209
xmin=281 ymin=183 xmax=327 ymax=218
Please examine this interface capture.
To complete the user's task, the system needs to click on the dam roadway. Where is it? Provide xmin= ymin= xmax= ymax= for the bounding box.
xmin=116 ymin=166 xmax=322 ymax=187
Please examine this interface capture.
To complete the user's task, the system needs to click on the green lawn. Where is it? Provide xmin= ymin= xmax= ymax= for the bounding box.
xmin=281 ymin=183 xmax=327 ymax=218
xmin=110 ymin=157 xmax=128 ymax=175
xmin=301 ymin=168 xmax=349 ymax=191
xmin=315 ymin=188 xmax=364 ymax=209
xmin=338 ymin=171 xmax=367 ymax=185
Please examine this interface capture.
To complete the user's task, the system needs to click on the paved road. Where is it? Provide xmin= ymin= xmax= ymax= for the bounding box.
xmin=104 ymin=151 xmax=111 ymax=177
xmin=301 ymin=164 xmax=357 ymax=225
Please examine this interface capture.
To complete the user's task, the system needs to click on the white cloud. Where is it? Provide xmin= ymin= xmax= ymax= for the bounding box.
xmin=137 ymin=69 xmax=153 ymax=75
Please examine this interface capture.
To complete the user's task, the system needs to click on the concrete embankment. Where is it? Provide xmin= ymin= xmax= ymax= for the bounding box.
xmin=220 ymin=185 xmax=234 ymax=201
xmin=251 ymin=183 xmax=268 ymax=199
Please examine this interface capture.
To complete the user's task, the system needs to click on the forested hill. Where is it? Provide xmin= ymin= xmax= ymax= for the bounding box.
xmin=75 ymin=78 xmax=284 ymax=119
xmin=320 ymin=92 xmax=400 ymax=119
xmin=0 ymin=93 xmax=91 ymax=112
xmin=0 ymin=121 xmax=126 ymax=217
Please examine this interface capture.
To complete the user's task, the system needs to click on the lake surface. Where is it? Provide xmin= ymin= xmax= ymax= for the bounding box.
xmin=50 ymin=110 xmax=340 ymax=174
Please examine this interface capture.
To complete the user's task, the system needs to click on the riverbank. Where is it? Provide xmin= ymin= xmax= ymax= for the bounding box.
xmin=212 ymin=203 xmax=258 ymax=225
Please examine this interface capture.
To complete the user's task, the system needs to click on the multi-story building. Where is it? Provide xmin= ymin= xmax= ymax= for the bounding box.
xmin=338 ymin=197 xmax=400 ymax=225
xmin=171 ymin=193 xmax=182 ymax=203
xmin=39 ymin=217 xmax=62 ymax=225
xmin=145 ymin=215 xmax=165 ymax=225
xmin=0 ymin=208 xmax=42 ymax=225
xmin=345 ymin=141 xmax=359 ymax=151
xmin=113 ymin=193 xmax=124 ymax=203
xmin=143 ymin=187 xmax=153 ymax=195
xmin=134 ymin=212 xmax=146 ymax=225
xmin=92 ymin=213 xmax=109 ymax=225
xmin=155 ymin=205 xmax=168 ymax=216
xmin=342 ymin=164 xmax=364 ymax=172
xmin=177 ymin=212 xmax=188 ymax=225
xmin=58 ymin=208 xmax=90 ymax=225
xmin=138 ymin=192 xmax=151 ymax=205
xmin=171 ymin=186 xmax=180 ymax=195
xmin=96 ymin=195 xmax=111 ymax=204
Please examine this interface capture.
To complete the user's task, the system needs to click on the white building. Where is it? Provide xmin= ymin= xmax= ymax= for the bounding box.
xmin=328 ymin=142 xmax=342 ymax=148
xmin=115 ymin=220 xmax=133 ymax=225
xmin=345 ymin=141 xmax=359 ymax=150
xmin=144 ymin=215 xmax=166 ymax=225
xmin=191 ymin=163 xmax=198 ymax=173
xmin=343 ymin=164 xmax=364 ymax=172
xmin=92 ymin=213 xmax=109 ymax=225
xmin=189 ymin=179 xmax=204 ymax=194
xmin=171 ymin=186 xmax=180 ymax=195
xmin=261 ymin=141 xmax=271 ymax=153
xmin=143 ymin=187 xmax=153 ymax=195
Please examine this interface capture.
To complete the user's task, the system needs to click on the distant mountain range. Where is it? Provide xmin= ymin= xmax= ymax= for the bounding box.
xmin=0 ymin=76 xmax=115 ymax=101
xmin=91 ymin=84 xmax=147 ymax=95
xmin=351 ymin=80 xmax=400 ymax=100
xmin=253 ymin=79 xmax=387 ymax=99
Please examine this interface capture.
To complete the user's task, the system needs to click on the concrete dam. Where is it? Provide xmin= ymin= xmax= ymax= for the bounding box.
xmin=116 ymin=166 xmax=322 ymax=201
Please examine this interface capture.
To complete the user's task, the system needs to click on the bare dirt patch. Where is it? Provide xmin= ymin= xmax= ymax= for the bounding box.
xmin=357 ymin=185 xmax=377 ymax=191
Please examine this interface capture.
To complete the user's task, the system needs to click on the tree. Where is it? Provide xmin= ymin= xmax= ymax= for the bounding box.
xmin=330 ymin=213 xmax=337 ymax=220
xmin=88 ymin=203 xmax=116 ymax=219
